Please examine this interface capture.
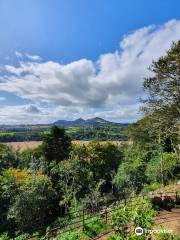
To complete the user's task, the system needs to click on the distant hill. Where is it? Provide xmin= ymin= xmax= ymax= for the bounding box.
xmin=0 ymin=117 xmax=128 ymax=132
xmin=53 ymin=117 xmax=127 ymax=127
xmin=0 ymin=117 xmax=130 ymax=142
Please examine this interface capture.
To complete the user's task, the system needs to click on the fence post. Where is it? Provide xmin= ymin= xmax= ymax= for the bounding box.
xmin=175 ymin=191 xmax=178 ymax=203
xmin=82 ymin=208 xmax=85 ymax=232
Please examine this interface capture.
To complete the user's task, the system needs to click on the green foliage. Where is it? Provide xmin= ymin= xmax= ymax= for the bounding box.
xmin=0 ymin=123 xmax=129 ymax=143
xmin=0 ymin=130 xmax=43 ymax=143
xmin=142 ymin=41 xmax=180 ymax=151
xmin=110 ymin=197 xmax=157 ymax=238
xmin=142 ymin=182 xmax=162 ymax=194
xmin=0 ymin=233 xmax=10 ymax=240
xmin=0 ymin=168 xmax=56 ymax=232
xmin=81 ymin=179 xmax=106 ymax=211
xmin=87 ymin=141 xmax=122 ymax=191
xmin=113 ymin=159 xmax=146 ymax=196
xmin=146 ymin=152 xmax=180 ymax=184
xmin=0 ymin=127 xmax=122 ymax=236
xmin=154 ymin=233 xmax=180 ymax=240
xmin=14 ymin=232 xmax=31 ymax=240
xmin=19 ymin=147 xmax=45 ymax=171
xmin=83 ymin=217 xmax=108 ymax=238
xmin=56 ymin=231 xmax=79 ymax=240
xmin=42 ymin=126 xmax=72 ymax=165
xmin=108 ymin=236 xmax=123 ymax=240
xmin=53 ymin=141 xmax=122 ymax=210
xmin=0 ymin=144 xmax=19 ymax=171
xmin=57 ymin=158 xmax=93 ymax=210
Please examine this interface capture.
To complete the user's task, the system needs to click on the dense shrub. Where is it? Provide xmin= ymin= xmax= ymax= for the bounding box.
xmin=110 ymin=197 xmax=157 ymax=238
xmin=0 ymin=168 xmax=56 ymax=233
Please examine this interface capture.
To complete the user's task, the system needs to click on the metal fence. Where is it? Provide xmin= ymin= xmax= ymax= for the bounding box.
xmin=43 ymin=190 xmax=180 ymax=239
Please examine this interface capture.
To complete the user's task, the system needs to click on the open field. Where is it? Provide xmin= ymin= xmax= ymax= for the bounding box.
xmin=5 ymin=140 xmax=128 ymax=151
xmin=6 ymin=141 xmax=42 ymax=151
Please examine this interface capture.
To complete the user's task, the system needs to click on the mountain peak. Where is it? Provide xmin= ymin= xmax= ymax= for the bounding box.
xmin=53 ymin=117 xmax=120 ymax=127
xmin=74 ymin=118 xmax=85 ymax=123
xmin=86 ymin=117 xmax=109 ymax=123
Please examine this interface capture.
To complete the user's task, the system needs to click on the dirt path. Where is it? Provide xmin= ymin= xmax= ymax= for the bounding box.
xmin=95 ymin=231 xmax=115 ymax=240
xmin=155 ymin=208 xmax=180 ymax=235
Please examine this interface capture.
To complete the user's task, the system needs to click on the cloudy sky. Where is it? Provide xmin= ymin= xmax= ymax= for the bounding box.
xmin=0 ymin=0 xmax=180 ymax=124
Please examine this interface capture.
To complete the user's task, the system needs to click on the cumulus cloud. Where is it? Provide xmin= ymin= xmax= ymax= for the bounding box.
xmin=0 ymin=19 xmax=180 ymax=124
xmin=0 ymin=105 xmax=45 ymax=124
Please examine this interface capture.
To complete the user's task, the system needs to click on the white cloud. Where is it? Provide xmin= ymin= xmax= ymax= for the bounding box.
xmin=25 ymin=53 xmax=42 ymax=61
xmin=0 ymin=104 xmax=139 ymax=124
xmin=0 ymin=19 xmax=180 ymax=124
xmin=0 ymin=105 xmax=45 ymax=124
xmin=15 ymin=51 xmax=42 ymax=61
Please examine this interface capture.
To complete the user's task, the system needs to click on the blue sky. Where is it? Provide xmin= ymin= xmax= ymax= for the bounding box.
xmin=0 ymin=0 xmax=180 ymax=124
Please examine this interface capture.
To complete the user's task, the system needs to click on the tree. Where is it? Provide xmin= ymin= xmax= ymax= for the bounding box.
xmin=0 ymin=168 xmax=56 ymax=233
xmin=146 ymin=152 xmax=180 ymax=185
xmin=57 ymin=158 xmax=93 ymax=212
xmin=42 ymin=126 xmax=72 ymax=165
xmin=113 ymin=159 xmax=146 ymax=197
xmin=142 ymin=41 xmax=180 ymax=151
xmin=0 ymin=144 xmax=19 ymax=171
xmin=87 ymin=141 xmax=122 ymax=191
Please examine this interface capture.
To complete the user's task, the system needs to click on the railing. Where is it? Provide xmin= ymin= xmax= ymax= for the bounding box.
xmin=43 ymin=190 xmax=180 ymax=239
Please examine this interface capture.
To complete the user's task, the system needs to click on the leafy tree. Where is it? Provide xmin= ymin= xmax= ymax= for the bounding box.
xmin=142 ymin=41 xmax=180 ymax=151
xmin=42 ymin=126 xmax=72 ymax=165
xmin=0 ymin=169 xmax=56 ymax=233
xmin=146 ymin=152 xmax=180 ymax=185
xmin=56 ymin=159 xmax=93 ymax=211
xmin=82 ymin=179 xmax=106 ymax=210
xmin=113 ymin=159 xmax=146 ymax=197
xmin=87 ymin=141 xmax=122 ymax=191
xmin=18 ymin=147 xmax=45 ymax=171
xmin=0 ymin=144 xmax=19 ymax=171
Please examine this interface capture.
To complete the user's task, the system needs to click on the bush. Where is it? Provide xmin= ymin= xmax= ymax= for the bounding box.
xmin=142 ymin=182 xmax=161 ymax=194
xmin=83 ymin=217 xmax=108 ymax=238
xmin=108 ymin=233 xmax=146 ymax=240
xmin=0 ymin=168 xmax=56 ymax=233
xmin=110 ymin=197 xmax=157 ymax=238
xmin=0 ymin=233 xmax=10 ymax=240
xmin=56 ymin=231 xmax=79 ymax=240
xmin=14 ymin=232 xmax=31 ymax=240
xmin=108 ymin=236 xmax=123 ymax=240
xmin=154 ymin=233 xmax=180 ymax=240
xmin=0 ymin=144 xmax=19 ymax=171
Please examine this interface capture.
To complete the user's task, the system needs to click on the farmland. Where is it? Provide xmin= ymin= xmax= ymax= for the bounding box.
xmin=5 ymin=140 xmax=127 ymax=151
xmin=0 ymin=123 xmax=129 ymax=143
xmin=6 ymin=141 xmax=42 ymax=151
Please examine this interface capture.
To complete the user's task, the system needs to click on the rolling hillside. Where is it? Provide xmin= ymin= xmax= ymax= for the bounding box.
xmin=0 ymin=117 xmax=130 ymax=142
